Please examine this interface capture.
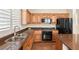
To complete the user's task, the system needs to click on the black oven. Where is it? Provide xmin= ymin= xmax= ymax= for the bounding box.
xmin=42 ymin=31 xmax=52 ymax=41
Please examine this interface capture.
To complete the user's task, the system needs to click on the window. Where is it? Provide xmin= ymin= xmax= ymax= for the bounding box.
xmin=12 ymin=9 xmax=21 ymax=27
xmin=0 ymin=9 xmax=21 ymax=31
xmin=0 ymin=9 xmax=11 ymax=31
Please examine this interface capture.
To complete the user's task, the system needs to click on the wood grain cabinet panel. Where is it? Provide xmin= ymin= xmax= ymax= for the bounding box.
xmin=52 ymin=30 xmax=59 ymax=42
xmin=34 ymin=30 xmax=42 ymax=34
xmin=22 ymin=9 xmax=31 ymax=24
xmin=23 ymin=35 xmax=33 ymax=50
xmin=34 ymin=34 xmax=42 ymax=42
xmin=30 ymin=13 xmax=69 ymax=24
xmin=55 ymin=35 xmax=62 ymax=50
xmin=33 ymin=30 xmax=42 ymax=42
xmin=52 ymin=30 xmax=59 ymax=34
xmin=31 ymin=15 xmax=38 ymax=24
xmin=21 ymin=9 xmax=27 ymax=24
xmin=27 ymin=12 xmax=31 ymax=24
xmin=37 ymin=15 xmax=41 ymax=24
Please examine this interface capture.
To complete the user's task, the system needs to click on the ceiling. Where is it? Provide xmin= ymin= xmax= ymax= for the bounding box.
xmin=28 ymin=9 xmax=70 ymax=13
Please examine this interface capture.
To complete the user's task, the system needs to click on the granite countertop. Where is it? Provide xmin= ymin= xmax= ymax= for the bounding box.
xmin=59 ymin=34 xmax=79 ymax=50
xmin=0 ymin=30 xmax=33 ymax=50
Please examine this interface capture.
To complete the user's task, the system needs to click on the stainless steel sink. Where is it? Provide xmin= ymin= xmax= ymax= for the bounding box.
xmin=5 ymin=33 xmax=27 ymax=43
xmin=4 ymin=33 xmax=26 ymax=50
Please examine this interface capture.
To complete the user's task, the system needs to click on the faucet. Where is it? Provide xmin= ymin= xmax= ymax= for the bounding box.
xmin=13 ymin=26 xmax=20 ymax=41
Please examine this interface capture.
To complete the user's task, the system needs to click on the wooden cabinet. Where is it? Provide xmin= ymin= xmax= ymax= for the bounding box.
xmin=54 ymin=35 xmax=62 ymax=50
xmin=52 ymin=30 xmax=59 ymax=34
xmin=22 ymin=9 xmax=31 ymax=24
xmin=31 ymin=15 xmax=37 ymax=24
xmin=31 ymin=15 xmax=41 ymax=24
xmin=31 ymin=13 xmax=69 ymax=24
xmin=27 ymin=11 xmax=31 ymax=24
xmin=34 ymin=30 xmax=41 ymax=34
xmin=33 ymin=30 xmax=42 ymax=42
xmin=34 ymin=34 xmax=41 ymax=42
xmin=52 ymin=30 xmax=59 ymax=42
xmin=37 ymin=15 xmax=41 ymax=24
xmin=22 ymin=9 xmax=27 ymax=24
xmin=23 ymin=34 xmax=33 ymax=50
xmin=52 ymin=34 xmax=62 ymax=50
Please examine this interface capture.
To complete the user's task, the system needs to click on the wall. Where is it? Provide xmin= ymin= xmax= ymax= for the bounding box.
xmin=66 ymin=9 xmax=79 ymax=34
xmin=76 ymin=9 xmax=79 ymax=24
xmin=73 ymin=9 xmax=79 ymax=34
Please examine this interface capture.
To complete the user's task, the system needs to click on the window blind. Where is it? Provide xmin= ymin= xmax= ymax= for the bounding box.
xmin=0 ymin=9 xmax=22 ymax=31
xmin=0 ymin=9 xmax=11 ymax=31
xmin=12 ymin=9 xmax=21 ymax=27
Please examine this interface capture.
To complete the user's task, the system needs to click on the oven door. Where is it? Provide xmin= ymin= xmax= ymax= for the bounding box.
xmin=42 ymin=31 xmax=52 ymax=41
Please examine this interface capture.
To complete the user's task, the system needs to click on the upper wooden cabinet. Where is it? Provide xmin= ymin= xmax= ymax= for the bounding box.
xmin=31 ymin=15 xmax=41 ymax=24
xmin=21 ymin=9 xmax=27 ymax=24
xmin=31 ymin=15 xmax=37 ymax=24
xmin=31 ymin=13 xmax=69 ymax=24
xmin=21 ymin=10 xmax=69 ymax=24
xmin=22 ymin=9 xmax=31 ymax=24
xmin=27 ymin=10 xmax=31 ymax=24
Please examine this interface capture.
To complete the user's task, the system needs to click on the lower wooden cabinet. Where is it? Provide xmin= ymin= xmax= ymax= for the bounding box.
xmin=33 ymin=30 xmax=42 ymax=42
xmin=34 ymin=34 xmax=42 ymax=42
xmin=52 ymin=30 xmax=59 ymax=34
xmin=52 ymin=30 xmax=59 ymax=42
xmin=55 ymin=35 xmax=62 ymax=50
xmin=23 ymin=35 xmax=33 ymax=50
xmin=23 ymin=29 xmax=62 ymax=50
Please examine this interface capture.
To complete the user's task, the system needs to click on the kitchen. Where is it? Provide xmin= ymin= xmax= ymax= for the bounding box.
xmin=0 ymin=9 xmax=79 ymax=50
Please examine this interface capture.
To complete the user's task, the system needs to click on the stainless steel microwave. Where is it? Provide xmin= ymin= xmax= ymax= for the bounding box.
xmin=41 ymin=18 xmax=52 ymax=24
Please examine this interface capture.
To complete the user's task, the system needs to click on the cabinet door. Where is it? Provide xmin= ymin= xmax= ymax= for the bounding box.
xmin=51 ymin=16 xmax=57 ymax=24
xmin=27 ymin=13 xmax=31 ymax=24
xmin=55 ymin=35 xmax=62 ymax=50
xmin=52 ymin=30 xmax=59 ymax=34
xmin=32 ymin=15 xmax=38 ymax=24
xmin=34 ymin=30 xmax=41 ymax=34
xmin=52 ymin=30 xmax=59 ymax=42
xmin=23 ymin=36 xmax=33 ymax=50
xmin=34 ymin=34 xmax=41 ymax=42
xmin=22 ymin=9 xmax=27 ymax=24
xmin=37 ymin=15 xmax=41 ymax=24
xmin=34 ymin=30 xmax=42 ymax=42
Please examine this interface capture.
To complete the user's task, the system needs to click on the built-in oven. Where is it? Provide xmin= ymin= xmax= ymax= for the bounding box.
xmin=42 ymin=31 xmax=52 ymax=41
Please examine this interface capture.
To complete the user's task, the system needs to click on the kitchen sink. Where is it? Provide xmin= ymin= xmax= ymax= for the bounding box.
xmin=4 ymin=33 xmax=27 ymax=50
xmin=5 ymin=33 xmax=27 ymax=43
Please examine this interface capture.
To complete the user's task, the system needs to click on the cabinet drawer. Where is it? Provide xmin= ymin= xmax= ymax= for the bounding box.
xmin=34 ymin=30 xmax=42 ymax=34
xmin=52 ymin=30 xmax=59 ymax=34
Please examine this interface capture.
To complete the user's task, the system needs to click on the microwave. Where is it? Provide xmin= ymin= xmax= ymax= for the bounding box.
xmin=41 ymin=18 xmax=52 ymax=24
